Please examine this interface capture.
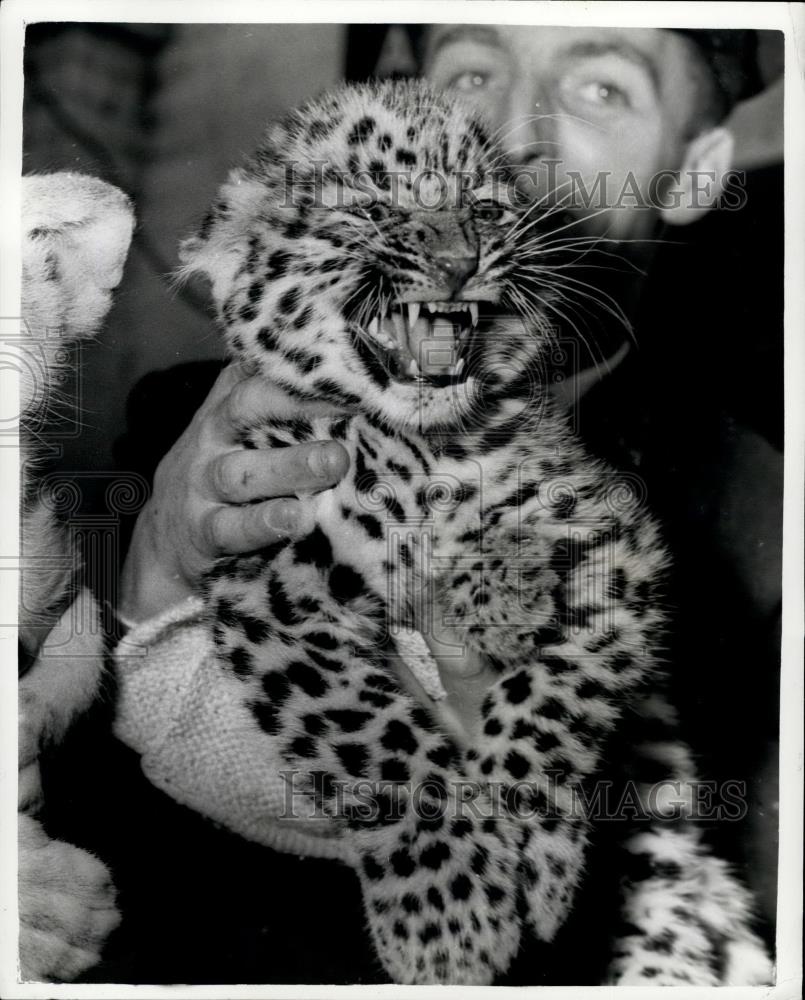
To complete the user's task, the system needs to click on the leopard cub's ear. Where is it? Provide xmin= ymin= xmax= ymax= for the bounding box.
xmin=22 ymin=172 xmax=135 ymax=341
xmin=21 ymin=172 xmax=135 ymax=415
xmin=177 ymin=167 xmax=270 ymax=295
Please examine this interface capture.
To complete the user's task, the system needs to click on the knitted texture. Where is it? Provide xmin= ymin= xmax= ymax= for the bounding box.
xmin=113 ymin=597 xmax=356 ymax=863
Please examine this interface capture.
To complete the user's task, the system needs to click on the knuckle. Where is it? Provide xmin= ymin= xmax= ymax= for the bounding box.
xmin=211 ymin=455 xmax=235 ymax=500
xmin=202 ymin=507 xmax=226 ymax=554
xmin=224 ymin=380 xmax=250 ymax=424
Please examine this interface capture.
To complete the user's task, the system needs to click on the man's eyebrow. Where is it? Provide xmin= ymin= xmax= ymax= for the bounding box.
xmin=429 ymin=25 xmax=504 ymax=57
xmin=560 ymin=40 xmax=660 ymax=94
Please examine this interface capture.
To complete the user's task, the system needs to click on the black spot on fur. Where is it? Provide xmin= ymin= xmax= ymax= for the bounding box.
xmin=268 ymin=576 xmax=300 ymax=626
xmin=293 ymin=526 xmax=333 ymax=569
xmin=289 ymin=736 xmax=317 ymax=758
xmin=303 ymin=713 xmax=328 ymax=736
xmin=391 ymin=848 xmax=416 ymax=878
xmin=230 ymin=646 xmax=253 ymax=677
xmin=609 ymin=567 xmax=627 ymax=600
xmin=539 ymin=697 xmax=564 ymax=720
xmin=427 ymin=886 xmax=445 ymax=912
xmin=262 ymin=671 xmax=291 ymax=704
xmin=420 ymin=841 xmax=450 ymax=871
xmin=251 ymin=700 xmax=280 ymax=734
xmin=644 ymin=930 xmax=677 ymax=955
xmin=356 ymin=513 xmax=383 ymax=539
xmin=451 ymin=818 xmax=472 ymax=838
xmin=470 ymin=847 xmax=488 ymax=876
xmin=362 ymin=854 xmax=384 ymax=881
xmin=484 ymin=717 xmax=503 ymax=736
xmin=401 ymin=892 xmax=420 ymax=913
xmin=325 ymin=709 xmax=372 ymax=732
xmin=535 ymin=730 xmax=561 ymax=753
xmin=381 ymin=758 xmax=409 ymax=782
xmin=300 ymin=647 xmax=340 ymax=675
xmin=287 ymin=660 xmax=328 ymax=697
xmin=484 ymin=883 xmax=505 ymax=907
xmin=576 ymin=679 xmax=606 ymax=700
xmin=450 ymin=874 xmax=473 ymax=900
xmin=381 ymin=719 xmax=418 ymax=755
xmin=501 ymin=670 xmax=532 ymax=704
xmin=359 ymin=689 xmax=392 ymax=709
xmin=278 ymin=286 xmax=300 ymax=315
xmin=426 ymin=742 xmax=457 ymax=768
xmin=305 ymin=631 xmax=338 ymax=650
xmin=347 ymin=116 xmax=376 ymax=145
xmin=419 ymin=923 xmax=441 ymax=945
xmin=504 ymin=750 xmax=530 ymax=779
xmin=329 ymin=564 xmax=365 ymax=602
xmin=335 ymin=742 xmax=369 ymax=778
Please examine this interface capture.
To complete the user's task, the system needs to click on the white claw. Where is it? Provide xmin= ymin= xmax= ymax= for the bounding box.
xmin=469 ymin=302 xmax=479 ymax=326
xmin=407 ymin=302 xmax=421 ymax=330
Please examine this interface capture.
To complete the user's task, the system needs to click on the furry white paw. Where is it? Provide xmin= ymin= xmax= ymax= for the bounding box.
xmin=18 ymin=814 xmax=119 ymax=982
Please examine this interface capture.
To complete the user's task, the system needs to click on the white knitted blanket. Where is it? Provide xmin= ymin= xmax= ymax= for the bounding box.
xmin=113 ymin=597 xmax=356 ymax=863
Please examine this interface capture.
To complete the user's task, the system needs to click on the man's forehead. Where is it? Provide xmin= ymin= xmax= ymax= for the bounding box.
xmin=426 ymin=23 xmax=672 ymax=67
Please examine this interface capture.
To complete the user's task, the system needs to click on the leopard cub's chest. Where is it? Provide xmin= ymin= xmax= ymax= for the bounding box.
xmin=305 ymin=416 xmax=521 ymax=613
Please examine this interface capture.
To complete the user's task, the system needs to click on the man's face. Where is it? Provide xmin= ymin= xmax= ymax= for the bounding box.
xmin=424 ymin=25 xmax=708 ymax=238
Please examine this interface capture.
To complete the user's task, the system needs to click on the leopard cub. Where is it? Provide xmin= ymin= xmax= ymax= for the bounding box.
xmin=180 ymin=79 xmax=772 ymax=986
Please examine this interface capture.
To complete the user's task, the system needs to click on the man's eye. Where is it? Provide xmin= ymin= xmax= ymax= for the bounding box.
xmin=449 ymin=70 xmax=490 ymax=92
xmin=576 ymin=80 xmax=629 ymax=108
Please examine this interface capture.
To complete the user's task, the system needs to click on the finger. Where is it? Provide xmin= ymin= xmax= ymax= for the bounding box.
xmin=208 ymin=440 xmax=349 ymax=503
xmin=222 ymin=374 xmax=353 ymax=430
xmin=202 ymin=498 xmax=304 ymax=555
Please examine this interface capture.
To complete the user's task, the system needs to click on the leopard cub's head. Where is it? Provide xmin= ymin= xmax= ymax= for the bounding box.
xmin=180 ymin=79 xmax=558 ymax=431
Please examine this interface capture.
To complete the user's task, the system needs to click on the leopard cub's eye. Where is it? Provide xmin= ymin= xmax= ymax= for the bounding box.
xmin=474 ymin=201 xmax=508 ymax=224
xmin=361 ymin=202 xmax=388 ymax=222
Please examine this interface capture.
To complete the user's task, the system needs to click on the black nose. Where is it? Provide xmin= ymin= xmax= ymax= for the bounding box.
xmin=435 ymin=253 xmax=477 ymax=293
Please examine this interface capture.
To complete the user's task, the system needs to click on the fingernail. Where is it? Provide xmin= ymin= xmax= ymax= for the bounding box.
xmin=267 ymin=502 xmax=298 ymax=534
xmin=309 ymin=445 xmax=339 ymax=480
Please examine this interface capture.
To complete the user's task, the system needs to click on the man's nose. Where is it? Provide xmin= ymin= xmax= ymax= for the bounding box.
xmin=435 ymin=253 xmax=478 ymax=294
xmin=498 ymin=84 xmax=554 ymax=165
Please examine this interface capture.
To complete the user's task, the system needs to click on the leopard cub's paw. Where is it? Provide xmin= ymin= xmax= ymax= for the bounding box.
xmin=18 ymin=814 xmax=120 ymax=983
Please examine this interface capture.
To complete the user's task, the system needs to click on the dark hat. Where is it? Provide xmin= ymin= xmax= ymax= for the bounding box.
xmin=671 ymin=29 xmax=766 ymax=110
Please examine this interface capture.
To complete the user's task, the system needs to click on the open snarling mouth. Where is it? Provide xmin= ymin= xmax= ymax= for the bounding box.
xmin=356 ymin=300 xmax=487 ymax=388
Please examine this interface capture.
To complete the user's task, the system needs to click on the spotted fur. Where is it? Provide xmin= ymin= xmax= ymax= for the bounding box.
xmin=180 ymin=80 xmax=772 ymax=985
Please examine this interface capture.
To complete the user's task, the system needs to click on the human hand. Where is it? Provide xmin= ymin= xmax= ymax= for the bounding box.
xmin=119 ymin=363 xmax=350 ymax=623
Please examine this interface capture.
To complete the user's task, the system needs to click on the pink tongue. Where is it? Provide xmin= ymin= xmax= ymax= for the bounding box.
xmin=406 ymin=316 xmax=460 ymax=374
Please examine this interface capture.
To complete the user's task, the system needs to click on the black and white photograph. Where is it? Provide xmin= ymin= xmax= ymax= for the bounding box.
xmin=1 ymin=1 xmax=802 ymax=995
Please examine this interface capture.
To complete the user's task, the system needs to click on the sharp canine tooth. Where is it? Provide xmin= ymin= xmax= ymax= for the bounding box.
xmin=469 ymin=302 xmax=479 ymax=326
xmin=368 ymin=317 xmax=379 ymax=336
xmin=455 ymin=357 xmax=465 ymax=375
xmin=407 ymin=302 xmax=421 ymax=329
xmin=408 ymin=358 xmax=420 ymax=377
xmin=391 ymin=311 xmax=406 ymax=343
